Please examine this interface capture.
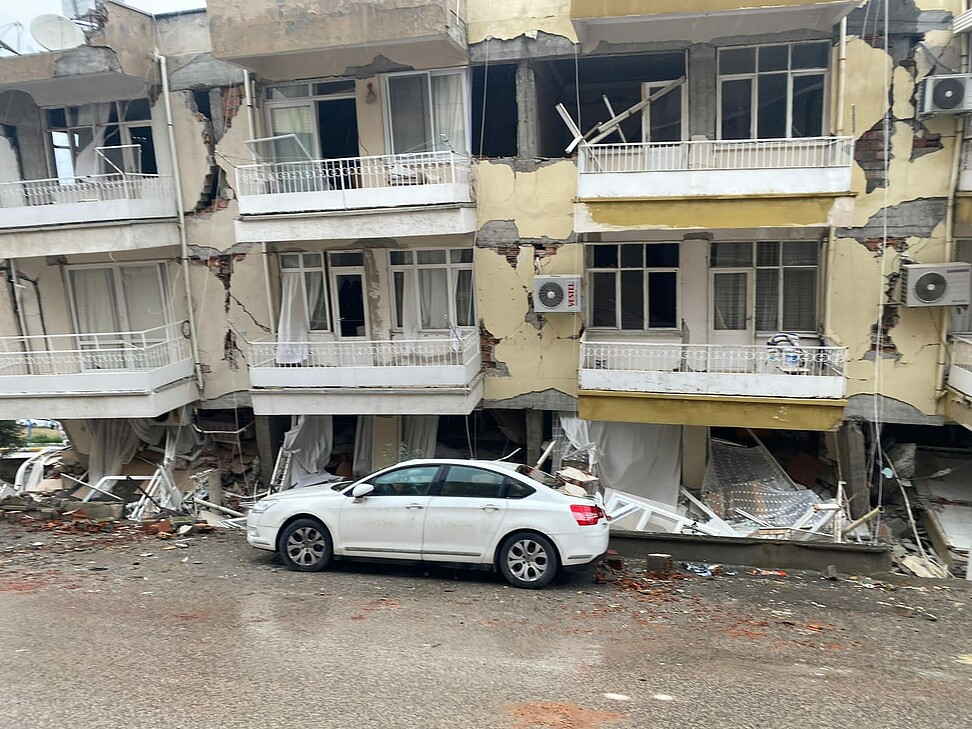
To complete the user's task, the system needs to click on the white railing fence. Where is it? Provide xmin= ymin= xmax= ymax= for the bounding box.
xmin=0 ymin=174 xmax=174 ymax=209
xmin=0 ymin=323 xmax=191 ymax=376
xmin=578 ymin=136 xmax=854 ymax=174
xmin=951 ymin=336 xmax=972 ymax=371
xmin=581 ymin=342 xmax=848 ymax=378
xmin=236 ymin=151 xmax=470 ymax=198
xmin=249 ymin=329 xmax=480 ymax=370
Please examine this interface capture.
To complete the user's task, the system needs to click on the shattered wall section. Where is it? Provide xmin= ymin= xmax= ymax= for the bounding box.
xmin=831 ymin=7 xmax=961 ymax=418
xmin=474 ymin=160 xmax=581 ymax=407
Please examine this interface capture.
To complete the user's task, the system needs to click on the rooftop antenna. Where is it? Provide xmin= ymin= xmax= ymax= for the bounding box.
xmin=29 ymin=14 xmax=85 ymax=52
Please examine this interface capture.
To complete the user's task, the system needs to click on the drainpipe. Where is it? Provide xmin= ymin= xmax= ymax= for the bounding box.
xmin=936 ymin=12 xmax=970 ymax=400
xmin=243 ymin=70 xmax=277 ymax=336
xmin=835 ymin=16 xmax=847 ymax=136
xmin=156 ymin=52 xmax=204 ymax=391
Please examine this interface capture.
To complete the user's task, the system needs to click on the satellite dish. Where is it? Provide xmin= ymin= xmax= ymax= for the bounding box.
xmin=30 ymin=14 xmax=85 ymax=52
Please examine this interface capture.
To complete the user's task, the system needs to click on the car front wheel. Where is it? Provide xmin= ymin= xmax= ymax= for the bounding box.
xmin=498 ymin=532 xmax=559 ymax=589
xmin=279 ymin=518 xmax=333 ymax=572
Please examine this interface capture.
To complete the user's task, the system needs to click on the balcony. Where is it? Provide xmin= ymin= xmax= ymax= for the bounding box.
xmin=208 ymin=0 xmax=467 ymax=79
xmin=570 ymin=1 xmax=859 ymax=44
xmin=0 ymin=174 xmax=177 ymax=230
xmin=247 ymin=330 xmax=483 ymax=415
xmin=0 ymin=324 xmax=196 ymax=419
xmin=578 ymin=340 xmax=847 ymax=430
xmin=234 ymin=152 xmax=476 ymax=242
xmin=578 ymin=137 xmax=854 ymax=199
xmin=949 ymin=337 xmax=972 ymax=398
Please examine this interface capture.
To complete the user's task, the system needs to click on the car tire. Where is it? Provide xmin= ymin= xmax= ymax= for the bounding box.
xmin=498 ymin=532 xmax=559 ymax=589
xmin=279 ymin=518 xmax=333 ymax=572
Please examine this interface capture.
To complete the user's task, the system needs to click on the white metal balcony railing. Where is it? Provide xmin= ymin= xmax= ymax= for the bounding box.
xmin=578 ymin=137 xmax=854 ymax=174
xmin=0 ymin=173 xmax=175 ymax=209
xmin=248 ymin=329 xmax=481 ymax=389
xmin=0 ymin=323 xmax=192 ymax=386
xmin=580 ymin=341 xmax=847 ymax=399
xmin=236 ymin=151 xmax=471 ymax=199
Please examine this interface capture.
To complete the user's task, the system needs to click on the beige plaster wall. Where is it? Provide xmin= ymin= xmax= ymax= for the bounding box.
xmin=467 ymin=0 xmax=577 ymax=43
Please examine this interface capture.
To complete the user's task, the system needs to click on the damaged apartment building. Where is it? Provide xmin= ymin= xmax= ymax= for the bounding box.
xmin=2 ymin=0 xmax=972 ymax=553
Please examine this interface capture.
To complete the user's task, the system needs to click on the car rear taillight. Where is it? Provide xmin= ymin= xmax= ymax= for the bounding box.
xmin=570 ymin=503 xmax=605 ymax=526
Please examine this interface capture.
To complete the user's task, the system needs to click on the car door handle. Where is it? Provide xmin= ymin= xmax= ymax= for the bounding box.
xmin=406 ymin=503 xmax=425 ymax=510
xmin=481 ymin=505 xmax=500 ymax=512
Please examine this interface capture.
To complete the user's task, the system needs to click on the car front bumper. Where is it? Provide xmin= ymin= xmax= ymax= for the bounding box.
xmin=246 ymin=517 xmax=278 ymax=552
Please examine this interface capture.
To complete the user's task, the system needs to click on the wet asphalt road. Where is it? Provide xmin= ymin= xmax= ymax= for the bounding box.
xmin=0 ymin=522 xmax=971 ymax=729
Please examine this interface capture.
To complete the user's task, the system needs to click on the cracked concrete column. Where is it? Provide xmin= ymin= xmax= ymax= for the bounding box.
xmin=526 ymin=409 xmax=544 ymax=467
xmin=516 ymin=61 xmax=537 ymax=160
xmin=837 ymin=421 xmax=870 ymax=519
xmin=688 ymin=44 xmax=717 ymax=140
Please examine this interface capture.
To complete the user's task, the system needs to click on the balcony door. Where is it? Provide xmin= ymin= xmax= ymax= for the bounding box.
xmin=67 ymin=264 xmax=168 ymax=372
xmin=709 ymin=266 xmax=754 ymax=374
xmin=327 ymin=252 xmax=368 ymax=340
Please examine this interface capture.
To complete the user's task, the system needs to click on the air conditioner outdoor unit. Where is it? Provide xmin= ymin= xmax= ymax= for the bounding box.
xmin=920 ymin=75 xmax=972 ymax=114
xmin=899 ymin=262 xmax=972 ymax=307
xmin=534 ymin=275 xmax=582 ymax=313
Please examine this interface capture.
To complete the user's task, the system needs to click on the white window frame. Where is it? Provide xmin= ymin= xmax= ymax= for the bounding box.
xmin=716 ymin=41 xmax=830 ymax=141
xmin=389 ymin=248 xmax=475 ymax=332
xmin=327 ymin=250 xmax=369 ymax=339
xmin=278 ymin=252 xmax=331 ymax=333
xmin=640 ymin=80 xmax=689 ymax=143
xmin=263 ymin=81 xmax=359 ymax=160
xmin=709 ymin=241 xmax=821 ymax=335
xmin=586 ymin=243 xmax=680 ymax=332
xmin=65 ymin=262 xmax=170 ymax=332
xmin=381 ymin=68 xmax=471 ymax=155
xmin=45 ymin=100 xmax=155 ymax=179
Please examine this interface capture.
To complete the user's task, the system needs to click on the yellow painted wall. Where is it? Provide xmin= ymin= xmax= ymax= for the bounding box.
xmin=828 ymin=30 xmax=961 ymax=416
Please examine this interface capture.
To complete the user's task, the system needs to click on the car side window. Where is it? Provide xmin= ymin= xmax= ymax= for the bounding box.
xmin=368 ymin=466 xmax=438 ymax=497
xmin=439 ymin=466 xmax=506 ymax=499
xmin=504 ymin=479 xmax=535 ymax=499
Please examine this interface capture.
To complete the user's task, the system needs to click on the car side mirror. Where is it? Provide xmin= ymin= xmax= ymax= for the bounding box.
xmin=351 ymin=483 xmax=374 ymax=500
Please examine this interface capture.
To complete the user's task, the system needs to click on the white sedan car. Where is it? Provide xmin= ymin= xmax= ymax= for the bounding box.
xmin=247 ymin=459 xmax=609 ymax=589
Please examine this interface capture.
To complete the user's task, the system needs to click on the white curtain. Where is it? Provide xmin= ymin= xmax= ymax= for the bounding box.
xmin=70 ymin=268 xmax=118 ymax=335
xmin=388 ymin=74 xmax=432 ymax=154
xmin=75 ymin=102 xmax=113 ymax=177
xmin=86 ymin=419 xmax=141 ymax=487
xmin=268 ymin=105 xmax=315 ymax=162
xmin=560 ymin=414 xmax=682 ymax=507
xmin=420 ymin=268 xmax=450 ymax=329
xmin=402 ymin=415 xmax=438 ymax=459
xmin=432 ymin=73 xmax=467 ymax=154
xmin=276 ymin=270 xmax=309 ymax=364
xmin=281 ymin=415 xmax=333 ymax=488
xmin=400 ymin=271 xmax=419 ymax=339
xmin=353 ymin=415 xmax=374 ymax=477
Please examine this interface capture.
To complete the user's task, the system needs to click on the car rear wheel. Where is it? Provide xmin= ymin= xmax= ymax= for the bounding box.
xmin=498 ymin=532 xmax=558 ymax=589
xmin=279 ymin=518 xmax=333 ymax=572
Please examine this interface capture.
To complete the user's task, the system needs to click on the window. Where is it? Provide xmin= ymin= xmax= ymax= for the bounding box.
xmin=710 ymin=241 xmax=820 ymax=333
xmin=264 ymin=80 xmax=360 ymax=163
xmin=385 ymin=69 xmax=469 ymax=154
xmin=368 ymin=465 xmax=440 ymax=496
xmin=279 ymin=253 xmax=329 ymax=331
xmin=45 ymin=100 xmax=156 ymax=181
xmin=718 ymin=42 xmax=829 ymax=140
xmin=587 ymin=243 xmax=679 ymax=330
xmin=952 ymin=240 xmax=972 ymax=333
xmin=390 ymin=249 xmax=475 ymax=331
xmin=440 ymin=466 xmax=507 ymax=498
xmin=66 ymin=263 xmax=169 ymax=370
